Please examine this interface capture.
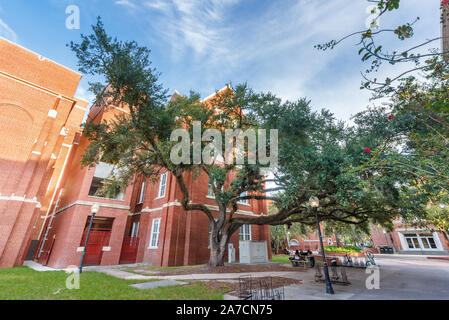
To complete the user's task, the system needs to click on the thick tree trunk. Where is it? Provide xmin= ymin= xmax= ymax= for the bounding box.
xmin=208 ymin=237 xmax=228 ymax=267
xmin=284 ymin=225 xmax=290 ymax=250
xmin=336 ymin=235 xmax=341 ymax=247
xmin=208 ymin=221 xmax=231 ymax=267
xmin=275 ymin=238 xmax=280 ymax=255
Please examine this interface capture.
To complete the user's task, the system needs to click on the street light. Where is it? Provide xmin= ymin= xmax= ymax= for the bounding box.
xmin=79 ymin=203 xmax=100 ymax=274
xmin=309 ymin=196 xmax=334 ymax=295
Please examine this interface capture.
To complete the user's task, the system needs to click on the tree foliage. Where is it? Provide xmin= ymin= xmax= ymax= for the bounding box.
xmin=70 ymin=18 xmax=434 ymax=266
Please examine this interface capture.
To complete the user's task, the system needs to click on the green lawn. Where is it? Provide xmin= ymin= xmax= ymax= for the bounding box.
xmin=0 ymin=267 xmax=226 ymax=300
xmin=270 ymin=255 xmax=291 ymax=264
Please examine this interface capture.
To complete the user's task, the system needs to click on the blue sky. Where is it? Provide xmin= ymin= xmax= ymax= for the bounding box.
xmin=0 ymin=0 xmax=442 ymax=121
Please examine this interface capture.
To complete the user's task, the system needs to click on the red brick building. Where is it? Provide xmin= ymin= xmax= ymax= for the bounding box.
xmin=370 ymin=220 xmax=449 ymax=255
xmin=286 ymin=222 xmax=449 ymax=256
xmin=287 ymin=230 xmax=341 ymax=253
xmin=0 ymin=37 xmax=88 ymax=268
xmin=0 ymin=38 xmax=271 ymax=269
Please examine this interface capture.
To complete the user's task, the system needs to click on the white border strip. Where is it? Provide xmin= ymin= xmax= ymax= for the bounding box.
xmin=141 ymin=201 xmax=257 ymax=216
xmin=54 ymin=200 xmax=130 ymax=215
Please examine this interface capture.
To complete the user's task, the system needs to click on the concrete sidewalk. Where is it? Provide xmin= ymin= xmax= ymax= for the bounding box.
xmin=23 ymin=261 xmax=62 ymax=272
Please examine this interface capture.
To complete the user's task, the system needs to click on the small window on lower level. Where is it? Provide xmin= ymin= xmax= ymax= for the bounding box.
xmin=239 ymin=224 xmax=252 ymax=241
xmin=149 ymin=218 xmax=161 ymax=248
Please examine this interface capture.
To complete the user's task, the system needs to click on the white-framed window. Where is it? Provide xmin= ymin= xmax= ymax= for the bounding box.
xmin=207 ymin=183 xmax=215 ymax=198
xmin=138 ymin=181 xmax=146 ymax=204
xmin=238 ymin=191 xmax=248 ymax=204
xmin=239 ymin=224 xmax=252 ymax=241
xmin=404 ymin=233 xmax=438 ymax=250
xmin=207 ymin=181 xmax=224 ymax=198
xmin=290 ymin=239 xmax=299 ymax=246
xmin=149 ymin=218 xmax=161 ymax=248
xmin=157 ymin=173 xmax=168 ymax=198
xmin=131 ymin=221 xmax=139 ymax=238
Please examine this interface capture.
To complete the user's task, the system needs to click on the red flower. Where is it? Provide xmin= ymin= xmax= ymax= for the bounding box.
xmin=364 ymin=148 xmax=371 ymax=153
xmin=442 ymin=0 xmax=449 ymax=6
xmin=386 ymin=133 xmax=391 ymax=137
xmin=388 ymin=115 xmax=394 ymax=120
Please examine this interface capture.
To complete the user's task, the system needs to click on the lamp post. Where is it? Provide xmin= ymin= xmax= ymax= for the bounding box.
xmin=309 ymin=196 xmax=334 ymax=295
xmin=79 ymin=203 xmax=100 ymax=274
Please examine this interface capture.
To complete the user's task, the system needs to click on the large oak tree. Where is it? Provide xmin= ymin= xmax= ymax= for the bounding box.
xmin=70 ymin=18 xmax=431 ymax=266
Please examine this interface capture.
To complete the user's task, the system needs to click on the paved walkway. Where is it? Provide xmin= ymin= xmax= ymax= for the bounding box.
xmin=23 ymin=261 xmax=62 ymax=272
xmin=22 ymin=254 xmax=449 ymax=300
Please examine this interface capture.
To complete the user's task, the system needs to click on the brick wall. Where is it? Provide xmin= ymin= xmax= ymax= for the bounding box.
xmin=0 ymin=38 xmax=86 ymax=268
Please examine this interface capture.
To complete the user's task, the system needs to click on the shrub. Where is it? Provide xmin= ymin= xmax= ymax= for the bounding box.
xmin=324 ymin=245 xmax=361 ymax=253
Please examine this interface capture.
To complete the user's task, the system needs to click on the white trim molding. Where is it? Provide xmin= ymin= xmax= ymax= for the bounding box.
xmin=140 ymin=201 xmax=258 ymax=217
xmin=141 ymin=201 xmax=182 ymax=213
xmin=54 ymin=200 xmax=130 ymax=215
xmin=0 ymin=194 xmax=41 ymax=207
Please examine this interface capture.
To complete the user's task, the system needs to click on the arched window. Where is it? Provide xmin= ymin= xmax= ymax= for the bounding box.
xmin=290 ymin=239 xmax=299 ymax=246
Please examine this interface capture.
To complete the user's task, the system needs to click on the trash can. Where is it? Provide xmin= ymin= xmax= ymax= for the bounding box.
xmin=379 ymin=247 xmax=386 ymax=254
xmin=387 ymin=247 xmax=393 ymax=254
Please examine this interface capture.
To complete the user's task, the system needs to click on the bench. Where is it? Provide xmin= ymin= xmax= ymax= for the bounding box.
xmin=290 ymin=256 xmax=313 ymax=268
xmin=314 ymin=261 xmax=350 ymax=285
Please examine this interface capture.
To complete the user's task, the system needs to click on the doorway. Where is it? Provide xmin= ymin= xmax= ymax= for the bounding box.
xmin=80 ymin=216 xmax=114 ymax=266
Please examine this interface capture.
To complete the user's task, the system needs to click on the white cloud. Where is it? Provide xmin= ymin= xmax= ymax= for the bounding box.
xmin=115 ymin=0 xmax=441 ymax=122
xmin=0 ymin=18 xmax=17 ymax=42
xmin=142 ymin=0 xmax=239 ymax=59
xmin=115 ymin=0 xmax=137 ymax=9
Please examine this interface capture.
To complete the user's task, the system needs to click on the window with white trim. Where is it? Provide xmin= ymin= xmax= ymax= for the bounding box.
xmin=149 ymin=218 xmax=161 ymax=248
xmin=207 ymin=180 xmax=223 ymax=198
xmin=238 ymin=191 xmax=248 ymax=204
xmin=404 ymin=233 xmax=438 ymax=250
xmin=239 ymin=224 xmax=252 ymax=241
xmin=131 ymin=221 xmax=139 ymax=238
xmin=207 ymin=183 xmax=215 ymax=198
xmin=158 ymin=173 xmax=168 ymax=198
xmin=290 ymin=239 xmax=299 ymax=246
xmin=138 ymin=182 xmax=146 ymax=204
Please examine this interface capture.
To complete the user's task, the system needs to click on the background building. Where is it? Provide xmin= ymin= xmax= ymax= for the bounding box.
xmin=371 ymin=220 xmax=449 ymax=255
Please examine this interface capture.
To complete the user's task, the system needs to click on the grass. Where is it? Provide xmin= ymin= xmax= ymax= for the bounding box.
xmin=270 ymin=255 xmax=291 ymax=264
xmin=324 ymin=245 xmax=361 ymax=253
xmin=0 ymin=267 xmax=226 ymax=300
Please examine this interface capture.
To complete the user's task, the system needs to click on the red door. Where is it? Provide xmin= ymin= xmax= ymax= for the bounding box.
xmin=119 ymin=237 xmax=140 ymax=264
xmin=81 ymin=230 xmax=111 ymax=266
xmin=80 ymin=216 xmax=114 ymax=266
